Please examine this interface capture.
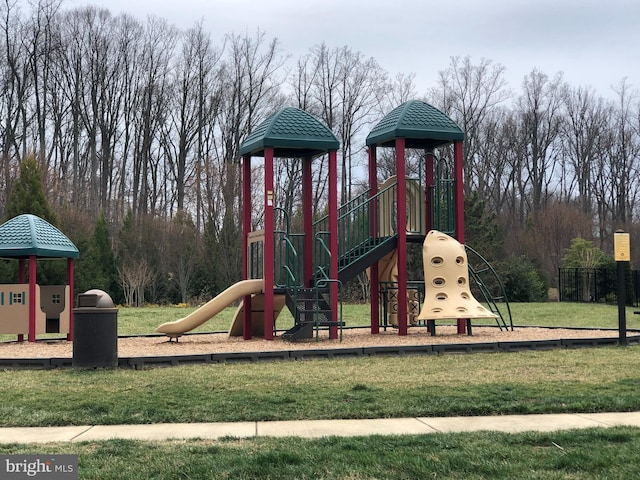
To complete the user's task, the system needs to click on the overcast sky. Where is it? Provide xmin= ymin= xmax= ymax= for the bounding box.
xmin=73 ymin=0 xmax=639 ymax=100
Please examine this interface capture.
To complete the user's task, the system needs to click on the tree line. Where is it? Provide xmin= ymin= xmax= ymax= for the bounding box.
xmin=0 ymin=1 xmax=638 ymax=304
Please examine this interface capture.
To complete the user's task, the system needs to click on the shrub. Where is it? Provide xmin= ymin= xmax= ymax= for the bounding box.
xmin=503 ymin=255 xmax=548 ymax=302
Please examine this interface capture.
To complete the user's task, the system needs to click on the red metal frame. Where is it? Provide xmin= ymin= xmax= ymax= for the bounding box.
xmin=395 ymin=138 xmax=408 ymax=336
xmin=328 ymin=150 xmax=339 ymax=339
xmin=263 ymin=148 xmax=275 ymax=340
xmin=368 ymin=147 xmax=380 ymax=334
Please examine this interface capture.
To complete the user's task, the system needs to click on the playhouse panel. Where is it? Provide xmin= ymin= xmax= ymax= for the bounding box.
xmin=0 ymin=284 xmax=29 ymax=334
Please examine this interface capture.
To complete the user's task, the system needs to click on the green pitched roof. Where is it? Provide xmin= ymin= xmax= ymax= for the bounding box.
xmin=239 ymin=107 xmax=339 ymax=158
xmin=0 ymin=214 xmax=79 ymax=259
xmin=366 ymin=100 xmax=464 ymax=148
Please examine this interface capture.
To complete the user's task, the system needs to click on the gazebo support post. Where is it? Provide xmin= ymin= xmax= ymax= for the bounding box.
xmin=28 ymin=255 xmax=37 ymax=342
xmin=67 ymin=258 xmax=74 ymax=341
xmin=18 ymin=259 xmax=25 ymax=342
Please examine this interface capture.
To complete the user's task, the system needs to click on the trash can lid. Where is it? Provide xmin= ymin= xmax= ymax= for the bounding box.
xmin=77 ymin=289 xmax=115 ymax=308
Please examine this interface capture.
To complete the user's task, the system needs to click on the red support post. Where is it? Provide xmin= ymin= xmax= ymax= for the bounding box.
xmin=242 ymin=155 xmax=253 ymax=340
xmin=368 ymin=146 xmax=380 ymax=334
xmin=303 ymin=157 xmax=314 ymax=287
xmin=18 ymin=259 xmax=25 ymax=343
xmin=263 ymin=148 xmax=275 ymax=340
xmin=28 ymin=255 xmax=37 ymax=342
xmin=67 ymin=259 xmax=74 ymax=341
xmin=454 ymin=140 xmax=466 ymax=334
xmin=328 ymin=149 xmax=339 ymax=339
xmin=395 ymin=138 xmax=408 ymax=336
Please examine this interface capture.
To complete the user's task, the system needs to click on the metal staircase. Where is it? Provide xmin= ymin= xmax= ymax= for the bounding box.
xmin=281 ymin=286 xmax=344 ymax=340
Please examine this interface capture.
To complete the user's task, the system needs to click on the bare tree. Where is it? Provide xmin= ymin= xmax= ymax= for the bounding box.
xmin=25 ymin=0 xmax=62 ymax=172
xmin=162 ymin=22 xmax=221 ymax=217
xmin=431 ymin=56 xmax=511 ymax=196
xmin=0 ymin=0 xmax=31 ymax=213
xmin=561 ymin=85 xmax=609 ymax=215
xmin=337 ymin=48 xmax=386 ymax=202
xmin=131 ymin=16 xmax=177 ymax=216
xmin=205 ymin=30 xmax=285 ymax=286
xmin=516 ymin=69 xmax=566 ymax=215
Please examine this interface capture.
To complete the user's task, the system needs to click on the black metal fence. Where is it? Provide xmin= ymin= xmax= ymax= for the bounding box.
xmin=558 ymin=267 xmax=640 ymax=307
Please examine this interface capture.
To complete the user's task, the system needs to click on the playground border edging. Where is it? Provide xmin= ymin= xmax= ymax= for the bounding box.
xmin=1 ymin=335 xmax=639 ymax=370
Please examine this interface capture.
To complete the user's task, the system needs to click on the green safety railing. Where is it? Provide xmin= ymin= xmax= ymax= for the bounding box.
xmin=274 ymin=208 xmax=303 ymax=288
xmin=432 ymin=157 xmax=455 ymax=235
xmin=313 ymin=231 xmax=331 ymax=281
xmin=248 ymin=240 xmax=263 ymax=280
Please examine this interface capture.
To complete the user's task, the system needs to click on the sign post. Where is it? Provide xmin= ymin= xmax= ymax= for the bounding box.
xmin=614 ymin=230 xmax=630 ymax=346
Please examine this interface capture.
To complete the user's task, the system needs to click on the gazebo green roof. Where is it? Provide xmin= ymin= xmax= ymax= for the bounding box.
xmin=366 ymin=100 xmax=464 ymax=148
xmin=0 ymin=214 xmax=79 ymax=259
xmin=239 ymin=107 xmax=339 ymax=158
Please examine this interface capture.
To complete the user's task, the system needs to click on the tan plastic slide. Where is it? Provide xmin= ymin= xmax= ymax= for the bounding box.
xmin=155 ymin=279 xmax=264 ymax=338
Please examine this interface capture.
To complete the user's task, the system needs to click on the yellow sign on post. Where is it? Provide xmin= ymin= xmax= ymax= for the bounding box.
xmin=614 ymin=232 xmax=630 ymax=262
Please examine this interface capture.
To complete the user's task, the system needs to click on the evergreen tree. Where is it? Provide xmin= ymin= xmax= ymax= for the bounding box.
xmin=464 ymin=191 xmax=503 ymax=261
xmin=75 ymin=212 xmax=118 ymax=297
xmin=5 ymin=155 xmax=58 ymax=224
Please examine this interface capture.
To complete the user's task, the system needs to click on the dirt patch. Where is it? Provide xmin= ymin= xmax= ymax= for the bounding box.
xmin=0 ymin=326 xmax=621 ymax=359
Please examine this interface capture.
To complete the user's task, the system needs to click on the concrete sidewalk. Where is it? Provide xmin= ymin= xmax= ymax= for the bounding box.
xmin=3 ymin=412 xmax=640 ymax=444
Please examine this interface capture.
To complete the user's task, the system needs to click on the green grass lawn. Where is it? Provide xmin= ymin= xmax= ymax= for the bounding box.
xmin=2 ymin=346 xmax=640 ymax=427
xmin=2 ymin=301 xmax=638 ymax=341
xmin=3 ymin=428 xmax=640 ymax=479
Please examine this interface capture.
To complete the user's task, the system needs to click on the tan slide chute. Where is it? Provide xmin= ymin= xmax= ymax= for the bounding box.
xmin=155 ymin=279 xmax=264 ymax=339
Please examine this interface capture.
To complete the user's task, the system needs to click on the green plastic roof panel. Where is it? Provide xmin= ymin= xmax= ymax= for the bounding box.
xmin=0 ymin=214 xmax=79 ymax=259
xmin=366 ymin=100 xmax=464 ymax=148
xmin=239 ymin=107 xmax=339 ymax=158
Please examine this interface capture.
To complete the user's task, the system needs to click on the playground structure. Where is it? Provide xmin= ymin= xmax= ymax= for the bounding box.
xmin=156 ymin=101 xmax=512 ymax=340
xmin=0 ymin=214 xmax=78 ymax=342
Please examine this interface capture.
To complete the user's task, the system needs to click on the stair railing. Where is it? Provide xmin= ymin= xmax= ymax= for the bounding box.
xmin=313 ymin=181 xmax=402 ymax=276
